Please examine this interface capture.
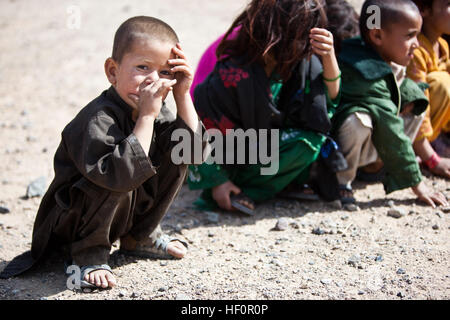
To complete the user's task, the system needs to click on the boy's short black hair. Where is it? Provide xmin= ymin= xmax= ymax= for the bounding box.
xmin=359 ymin=0 xmax=420 ymax=44
xmin=112 ymin=16 xmax=179 ymax=63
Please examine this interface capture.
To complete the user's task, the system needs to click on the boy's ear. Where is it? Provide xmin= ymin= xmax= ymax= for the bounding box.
xmin=368 ymin=28 xmax=383 ymax=47
xmin=104 ymin=58 xmax=119 ymax=86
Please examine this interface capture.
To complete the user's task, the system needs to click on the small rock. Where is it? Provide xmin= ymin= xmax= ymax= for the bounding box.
xmin=397 ymin=291 xmax=405 ymax=298
xmin=160 ymin=261 xmax=168 ymax=266
xmin=176 ymin=293 xmax=191 ymax=300
xmin=387 ymin=200 xmax=395 ymax=208
xmin=158 ymin=287 xmax=167 ymax=292
xmin=26 ymin=176 xmax=47 ymax=198
xmin=358 ymin=290 xmax=365 ymax=295
xmin=396 ymin=268 xmax=406 ymax=275
xmin=308 ymin=261 xmax=315 ymax=265
xmin=274 ymin=218 xmax=289 ymax=231
xmin=270 ymin=259 xmax=284 ymax=267
xmin=0 ymin=206 xmax=10 ymax=214
xmin=320 ymin=279 xmax=332 ymax=285
xmin=312 ymin=227 xmax=327 ymax=235
xmin=440 ymin=206 xmax=450 ymax=213
xmin=289 ymin=220 xmax=300 ymax=229
xmin=344 ymin=203 xmax=358 ymax=212
xmin=130 ymin=292 xmax=140 ymax=298
xmin=118 ymin=290 xmax=127 ymax=297
xmin=341 ymin=215 xmax=349 ymax=221
xmin=375 ymin=255 xmax=384 ymax=262
xmin=387 ymin=208 xmax=406 ymax=219
xmin=205 ymin=211 xmax=219 ymax=224
xmin=299 ymin=284 xmax=309 ymax=290
xmin=174 ymin=223 xmax=183 ymax=233
xmin=348 ymin=254 xmax=361 ymax=267
xmin=432 ymin=224 xmax=439 ymax=230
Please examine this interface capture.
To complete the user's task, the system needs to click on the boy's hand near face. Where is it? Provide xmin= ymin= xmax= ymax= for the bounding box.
xmin=168 ymin=43 xmax=199 ymax=133
xmin=131 ymin=77 xmax=177 ymax=154
xmin=134 ymin=78 xmax=177 ymax=119
xmin=169 ymin=43 xmax=194 ymax=99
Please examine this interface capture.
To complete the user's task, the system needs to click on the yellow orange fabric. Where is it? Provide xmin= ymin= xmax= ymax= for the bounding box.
xmin=407 ymin=34 xmax=450 ymax=142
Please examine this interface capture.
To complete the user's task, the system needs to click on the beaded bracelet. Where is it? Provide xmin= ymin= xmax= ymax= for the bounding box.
xmin=323 ymin=72 xmax=341 ymax=82
xmin=424 ymin=152 xmax=441 ymax=170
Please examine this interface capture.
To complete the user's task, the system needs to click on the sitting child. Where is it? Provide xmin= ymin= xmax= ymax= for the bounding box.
xmin=187 ymin=0 xmax=343 ymax=214
xmin=332 ymin=0 xmax=448 ymax=207
xmin=406 ymin=0 xmax=450 ymax=178
xmin=0 ymin=16 xmax=206 ymax=289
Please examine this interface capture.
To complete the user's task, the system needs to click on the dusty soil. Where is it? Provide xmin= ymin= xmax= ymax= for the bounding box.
xmin=0 ymin=0 xmax=449 ymax=300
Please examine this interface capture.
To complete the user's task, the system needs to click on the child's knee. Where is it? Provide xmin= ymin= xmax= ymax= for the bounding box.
xmin=427 ymin=71 xmax=450 ymax=98
xmin=338 ymin=113 xmax=373 ymax=147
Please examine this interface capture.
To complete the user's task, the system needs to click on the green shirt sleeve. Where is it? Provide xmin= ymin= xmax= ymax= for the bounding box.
xmin=324 ymin=76 xmax=341 ymax=120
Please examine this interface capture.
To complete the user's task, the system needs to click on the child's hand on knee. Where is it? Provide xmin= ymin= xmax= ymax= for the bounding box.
xmin=212 ymin=181 xmax=241 ymax=211
xmin=412 ymin=181 xmax=448 ymax=208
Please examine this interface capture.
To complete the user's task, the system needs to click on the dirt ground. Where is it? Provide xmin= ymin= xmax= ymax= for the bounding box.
xmin=0 ymin=0 xmax=449 ymax=300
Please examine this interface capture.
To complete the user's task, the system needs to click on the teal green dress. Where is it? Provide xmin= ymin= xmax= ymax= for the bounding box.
xmin=188 ymin=74 xmax=340 ymax=210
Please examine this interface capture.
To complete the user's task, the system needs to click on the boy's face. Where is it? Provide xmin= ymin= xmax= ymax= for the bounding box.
xmin=373 ymin=8 xmax=422 ymax=66
xmin=105 ymin=36 xmax=176 ymax=109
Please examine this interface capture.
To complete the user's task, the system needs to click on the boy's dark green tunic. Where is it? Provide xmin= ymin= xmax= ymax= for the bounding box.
xmin=0 ymin=86 xmax=205 ymax=278
xmin=332 ymin=37 xmax=429 ymax=193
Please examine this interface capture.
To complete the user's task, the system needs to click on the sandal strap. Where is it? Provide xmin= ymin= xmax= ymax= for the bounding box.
xmin=154 ymin=234 xmax=188 ymax=253
xmin=80 ymin=264 xmax=112 ymax=278
xmin=339 ymin=184 xmax=353 ymax=192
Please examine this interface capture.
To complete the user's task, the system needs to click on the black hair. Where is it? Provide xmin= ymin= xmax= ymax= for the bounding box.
xmin=217 ymin=0 xmax=328 ymax=81
xmin=359 ymin=0 xmax=420 ymax=44
xmin=325 ymin=0 xmax=360 ymax=53
xmin=112 ymin=16 xmax=179 ymax=63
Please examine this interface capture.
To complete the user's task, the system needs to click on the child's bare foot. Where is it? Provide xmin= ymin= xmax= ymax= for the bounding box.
xmin=84 ymin=269 xmax=116 ymax=289
xmin=120 ymin=233 xmax=188 ymax=259
xmin=167 ymin=240 xmax=188 ymax=258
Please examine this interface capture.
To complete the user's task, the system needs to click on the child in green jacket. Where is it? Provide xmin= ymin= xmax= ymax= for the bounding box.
xmin=332 ymin=0 xmax=448 ymax=208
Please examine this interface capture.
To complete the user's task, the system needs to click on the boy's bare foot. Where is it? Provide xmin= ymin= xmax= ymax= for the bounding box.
xmin=167 ymin=240 xmax=188 ymax=258
xmin=120 ymin=233 xmax=188 ymax=259
xmin=84 ymin=269 xmax=116 ymax=289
